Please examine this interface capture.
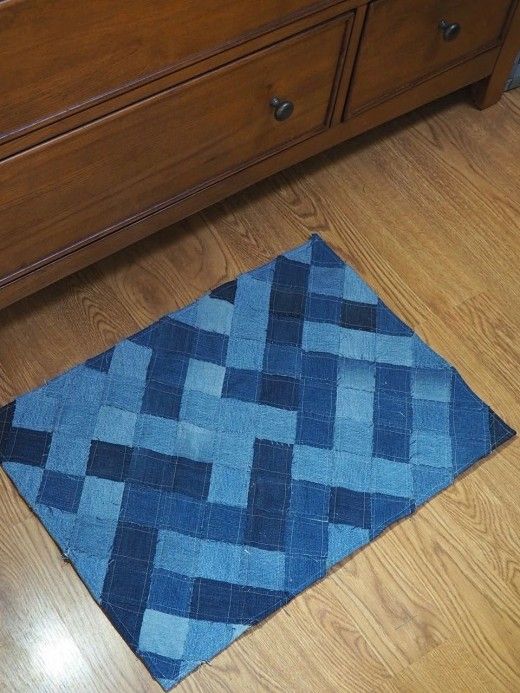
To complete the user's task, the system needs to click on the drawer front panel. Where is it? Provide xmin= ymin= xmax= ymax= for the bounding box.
xmin=0 ymin=0 xmax=336 ymax=143
xmin=0 ymin=17 xmax=350 ymax=282
xmin=347 ymin=0 xmax=512 ymax=113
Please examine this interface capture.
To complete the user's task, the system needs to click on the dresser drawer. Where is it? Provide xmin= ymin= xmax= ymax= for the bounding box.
xmin=0 ymin=0 xmax=338 ymax=144
xmin=0 ymin=15 xmax=350 ymax=283
xmin=347 ymin=0 xmax=513 ymax=113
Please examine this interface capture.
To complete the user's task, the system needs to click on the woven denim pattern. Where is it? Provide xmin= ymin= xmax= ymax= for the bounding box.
xmin=0 ymin=235 xmax=514 ymax=689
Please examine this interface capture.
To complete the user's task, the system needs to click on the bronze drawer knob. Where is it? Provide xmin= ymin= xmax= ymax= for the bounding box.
xmin=439 ymin=19 xmax=461 ymax=41
xmin=270 ymin=96 xmax=294 ymax=121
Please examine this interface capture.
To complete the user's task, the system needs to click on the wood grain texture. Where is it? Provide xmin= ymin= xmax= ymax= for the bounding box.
xmin=0 ymin=88 xmax=519 ymax=692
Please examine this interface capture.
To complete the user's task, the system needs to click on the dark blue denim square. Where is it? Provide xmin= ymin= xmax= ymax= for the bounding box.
xmin=37 ymin=469 xmax=83 ymax=512
xmin=87 ymin=440 xmax=132 ymax=481
xmin=290 ymin=480 xmax=329 ymax=520
xmin=311 ymin=234 xmax=343 ymax=266
xmin=85 ymin=347 xmax=114 ymax=373
xmin=341 ymin=300 xmax=377 ymax=332
xmin=194 ymin=330 xmax=228 ymax=366
xmin=371 ymin=493 xmax=413 ymax=537
xmin=329 ymin=486 xmax=370 ymax=528
xmin=147 ymin=569 xmax=194 ymax=617
xmin=302 ymin=351 xmax=338 ymax=382
xmin=249 ymin=470 xmax=289 ymax=516
xmin=222 ymin=368 xmax=260 ymax=403
xmin=259 ymin=373 xmax=300 ymax=410
xmin=301 ymin=381 xmax=335 ymax=419
xmin=266 ymin=314 xmax=303 ymax=346
xmin=296 ymin=415 xmax=334 ymax=448
xmin=210 ymin=279 xmax=237 ymax=304
xmin=2 ymin=427 xmax=50 ymax=467
xmin=375 ymin=363 xmax=411 ymax=393
xmin=172 ymin=457 xmax=211 ymax=500
xmin=140 ymin=652 xmax=181 ymax=682
xmin=244 ymin=511 xmax=286 ymax=551
xmin=147 ymin=352 xmax=188 ymax=388
xmin=190 ymin=578 xmax=234 ymax=622
xmin=151 ymin=318 xmax=196 ymax=355
xmin=286 ymin=516 xmax=327 ymax=557
xmin=374 ymin=391 xmax=411 ymax=431
xmin=141 ymin=382 xmax=182 ymax=420
xmin=159 ymin=493 xmax=204 ymax=535
xmin=201 ymin=503 xmax=245 ymax=543
xmin=273 ymin=256 xmax=309 ymax=291
xmin=112 ymin=522 xmax=158 ymax=562
xmin=121 ymin=483 xmax=163 ymax=526
xmin=129 ymin=449 xmax=176 ymax=490
xmin=253 ymin=439 xmax=293 ymax=476
xmin=373 ymin=427 xmax=410 ymax=461
xmin=306 ymin=293 xmax=342 ymax=324
xmin=377 ymin=302 xmax=413 ymax=336
xmin=102 ymin=555 xmax=151 ymax=609
xmin=270 ymin=287 xmax=306 ymax=317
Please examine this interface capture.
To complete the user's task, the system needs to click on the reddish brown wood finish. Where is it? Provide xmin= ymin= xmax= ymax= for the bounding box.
xmin=0 ymin=46 xmax=499 ymax=311
xmin=346 ymin=0 xmax=513 ymax=114
xmin=0 ymin=15 xmax=351 ymax=284
xmin=0 ymin=0 xmax=517 ymax=311
xmin=0 ymin=0 xmax=346 ymax=146
xmin=474 ymin=0 xmax=520 ymax=108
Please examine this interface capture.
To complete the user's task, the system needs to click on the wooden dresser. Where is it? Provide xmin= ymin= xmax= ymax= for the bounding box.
xmin=1 ymin=0 xmax=519 ymax=309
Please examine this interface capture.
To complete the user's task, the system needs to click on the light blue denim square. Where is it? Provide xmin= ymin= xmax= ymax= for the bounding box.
xmin=375 ymin=334 xmax=414 ymax=367
xmin=327 ymin=524 xmax=369 ymax=568
xmin=412 ymin=368 xmax=452 ymax=402
xmin=208 ymin=464 xmax=251 ymax=507
xmin=70 ymin=550 xmax=110 ymax=599
xmin=184 ymin=620 xmax=237 ymax=662
xmin=413 ymin=335 xmax=450 ymax=369
xmin=230 ymin=276 xmax=271 ymax=340
xmin=238 ymin=546 xmax=286 ymax=590
xmin=134 ymin=414 xmax=178 ymax=455
xmin=257 ymin=405 xmax=297 ymax=444
xmin=63 ymin=366 xmax=106 ymax=406
xmin=337 ymin=387 xmax=374 ymax=422
xmin=302 ymin=321 xmax=341 ymax=354
xmin=217 ymin=399 xmax=257 ymax=433
xmin=55 ymin=402 xmax=99 ymax=439
xmin=180 ymin=390 xmax=220 ymax=429
xmin=292 ymin=445 xmax=333 ymax=485
xmin=225 ymin=336 xmax=265 ymax=371
xmin=196 ymin=295 xmax=234 ymax=335
xmin=104 ymin=376 xmax=145 ymax=413
xmin=13 ymin=392 xmax=58 ymax=432
xmin=197 ymin=540 xmax=242 ymax=583
xmin=139 ymin=610 xmax=190 ymax=660
xmin=212 ymin=431 xmax=255 ymax=470
xmin=343 ymin=266 xmax=378 ymax=304
xmin=370 ymin=457 xmax=413 ymax=497
xmin=109 ymin=340 xmax=152 ymax=382
xmin=93 ymin=406 xmax=137 ymax=446
xmin=155 ymin=530 xmax=200 ymax=575
xmin=331 ymin=452 xmax=371 ymax=492
xmin=338 ymin=358 xmax=376 ymax=392
xmin=45 ymin=434 xmax=91 ymax=476
xmin=412 ymin=465 xmax=452 ymax=504
xmin=70 ymin=515 xmax=118 ymax=558
xmin=2 ymin=462 xmax=43 ymax=505
xmin=334 ymin=417 xmax=374 ymax=456
xmin=78 ymin=476 xmax=125 ymax=520
xmin=339 ymin=329 xmax=376 ymax=361
xmin=413 ymin=399 xmax=450 ymax=434
xmin=175 ymin=422 xmax=214 ymax=463
xmin=308 ymin=264 xmax=345 ymax=297
xmin=410 ymin=431 xmax=452 ymax=468
xmin=184 ymin=358 xmax=225 ymax=397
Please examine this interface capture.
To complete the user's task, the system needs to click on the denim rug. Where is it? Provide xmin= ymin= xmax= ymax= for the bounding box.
xmin=0 ymin=235 xmax=514 ymax=689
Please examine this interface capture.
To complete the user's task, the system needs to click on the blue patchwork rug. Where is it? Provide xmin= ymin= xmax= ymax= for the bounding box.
xmin=0 ymin=235 xmax=514 ymax=688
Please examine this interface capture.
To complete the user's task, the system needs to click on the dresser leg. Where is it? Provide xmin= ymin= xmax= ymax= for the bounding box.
xmin=473 ymin=1 xmax=520 ymax=109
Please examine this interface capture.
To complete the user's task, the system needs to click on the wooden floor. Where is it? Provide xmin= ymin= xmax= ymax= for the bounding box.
xmin=1 ymin=87 xmax=519 ymax=693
